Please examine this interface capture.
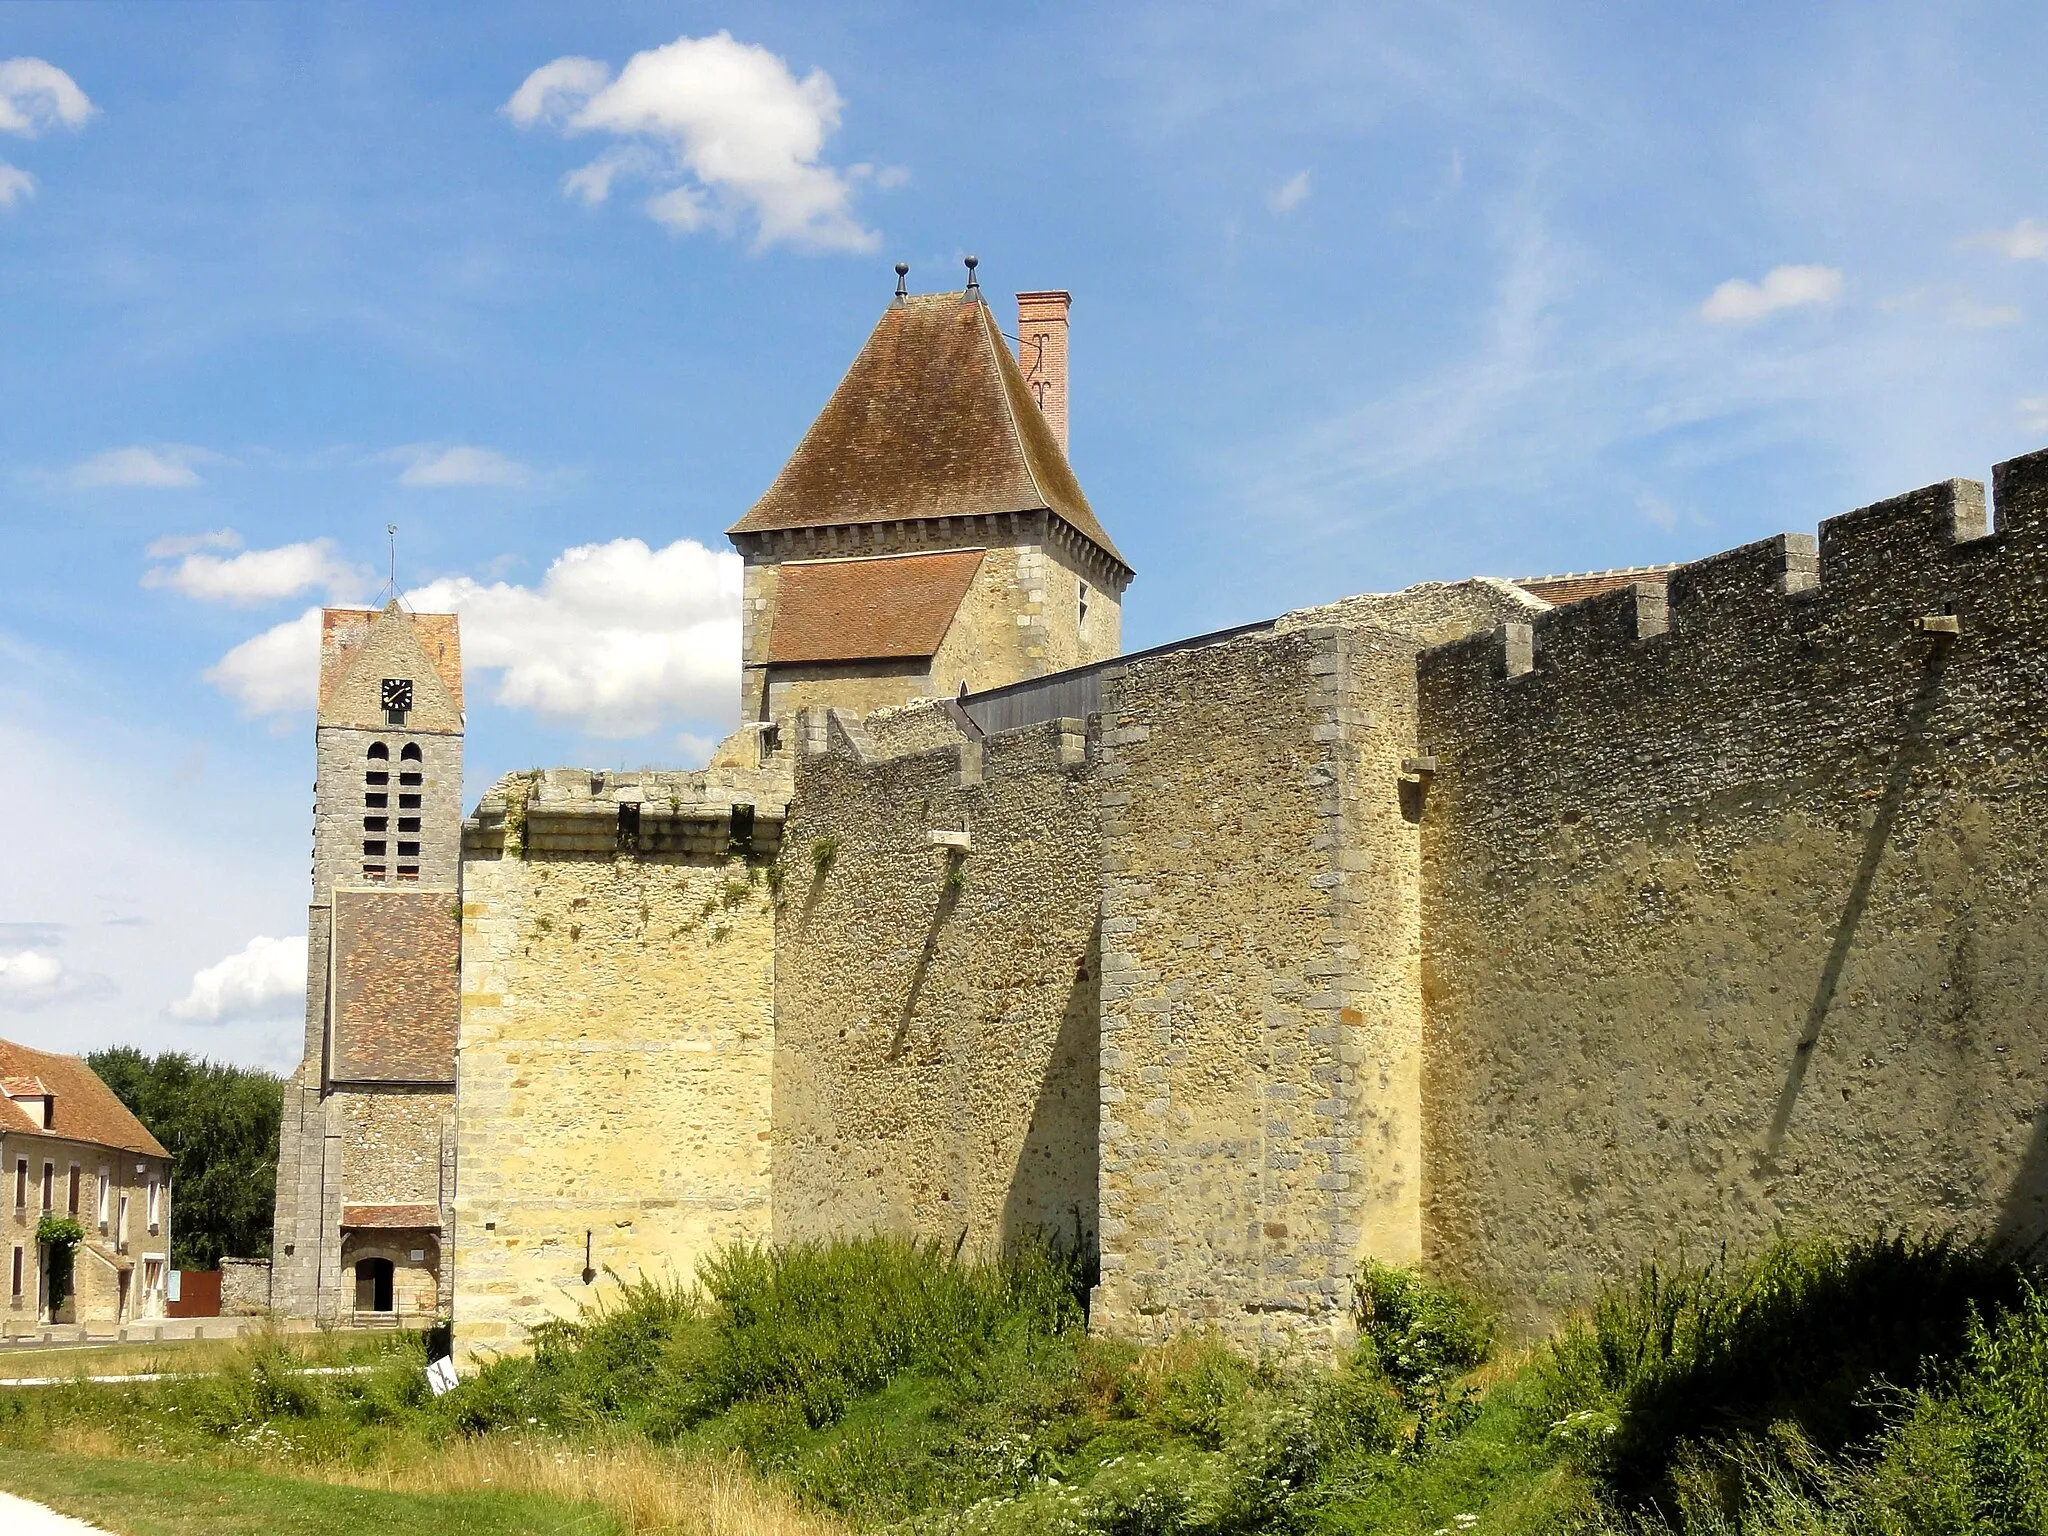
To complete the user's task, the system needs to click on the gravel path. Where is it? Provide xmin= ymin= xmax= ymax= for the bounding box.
xmin=0 ymin=1490 xmax=114 ymax=1532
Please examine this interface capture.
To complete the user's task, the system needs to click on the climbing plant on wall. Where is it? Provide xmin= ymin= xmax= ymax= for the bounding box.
xmin=35 ymin=1214 xmax=82 ymax=1313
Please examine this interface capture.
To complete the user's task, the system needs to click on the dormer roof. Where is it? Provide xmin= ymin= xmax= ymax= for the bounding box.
xmin=0 ymin=1041 xmax=167 ymax=1158
xmin=728 ymin=292 xmax=1129 ymax=575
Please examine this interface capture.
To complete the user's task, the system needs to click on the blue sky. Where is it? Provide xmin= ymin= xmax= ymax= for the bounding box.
xmin=2 ymin=1 xmax=2045 ymax=1067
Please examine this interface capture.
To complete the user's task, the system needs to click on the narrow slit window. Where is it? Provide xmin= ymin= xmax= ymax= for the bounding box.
xmin=9 ymin=1246 xmax=19 ymax=1301
xmin=13 ymin=1159 xmax=24 ymax=1209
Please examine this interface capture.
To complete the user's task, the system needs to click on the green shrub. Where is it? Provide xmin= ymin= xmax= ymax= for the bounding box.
xmin=1537 ymin=1234 xmax=2036 ymax=1513
xmin=1355 ymin=1261 xmax=1492 ymax=1447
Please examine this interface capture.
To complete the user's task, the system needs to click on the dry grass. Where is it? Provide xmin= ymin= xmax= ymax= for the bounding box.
xmin=45 ymin=1420 xmax=845 ymax=1536
xmin=353 ymin=1436 xmax=851 ymax=1536
xmin=0 ymin=1336 xmax=248 ymax=1381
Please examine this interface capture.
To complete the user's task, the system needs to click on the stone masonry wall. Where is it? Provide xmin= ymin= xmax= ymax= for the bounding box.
xmin=1092 ymin=583 xmax=1543 ymax=1356
xmin=336 ymin=1091 xmax=450 ymax=1206
xmin=1418 ymin=452 xmax=2048 ymax=1333
xmin=774 ymin=706 xmax=1101 ymax=1257
xmin=454 ymin=765 xmax=782 ymax=1359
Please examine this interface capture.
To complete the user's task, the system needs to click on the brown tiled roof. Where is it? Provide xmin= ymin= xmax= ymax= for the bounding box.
xmin=341 ymin=1203 xmax=441 ymax=1229
xmin=329 ymin=888 xmax=460 ymax=1085
xmin=0 ymin=1041 xmax=168 ymax=1158
xmin=729 ymin=293 xmax=1129 ymax=573
xmin=1513 ymin=565 xmax=1677 ymax=606
xmin=320 ymin=604 xmax=464 ymax=713
xmin=767 ymin=549 xmax=986 ymax=664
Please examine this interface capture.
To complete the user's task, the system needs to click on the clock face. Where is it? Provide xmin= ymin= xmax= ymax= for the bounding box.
xmin=381 ymin=677 xmax=414 ymax=712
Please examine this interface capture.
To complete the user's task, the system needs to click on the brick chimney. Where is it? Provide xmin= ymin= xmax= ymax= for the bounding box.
xmin=1015 ymin=290 xmax=1071 ymax=457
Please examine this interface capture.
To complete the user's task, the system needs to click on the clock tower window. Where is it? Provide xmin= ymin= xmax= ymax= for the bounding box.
xmin=362 ymin=744 xmax=391 ymax=881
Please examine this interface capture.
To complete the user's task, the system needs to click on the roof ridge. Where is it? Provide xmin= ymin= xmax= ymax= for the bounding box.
xmin=1511 ymin=562 xmax=1678 ymax=584
xmin=977 ymin=299 xmax=1053 ymax=517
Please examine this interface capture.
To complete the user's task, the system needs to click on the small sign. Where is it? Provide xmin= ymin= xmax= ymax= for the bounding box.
xmin=409 ymin=1249 xmax=425 ymax=1262
xmin=167 ymin=1272 xmax=181 ymax=1303
xmin=426 ymin=1356 xmax=458 ymax=1396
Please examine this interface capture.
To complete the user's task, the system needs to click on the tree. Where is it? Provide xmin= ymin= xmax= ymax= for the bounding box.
xmin=87 ymin=1049 xmax=283 ymax=1270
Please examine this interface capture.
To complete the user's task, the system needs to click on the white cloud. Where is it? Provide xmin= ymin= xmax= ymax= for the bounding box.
xmin=2020 ymin=398 xmax=2048 ymax=434
xmin=70 ymin=445 xmax=211 ymax=489
xmin=169 ymin=934 xmax=306 ymax=1023
xmin=1972 ymin=219 xmax=2048 ymax=262
xmin=410 ymin=538 xmax=741 ymax=736
xmin=385 ymin=443 xmax=534 ymax=488
xmin=1700 ymin=265 xmax=1844 ymax=324
xmin=207 ymin=538 xmax=742 ymax=736
xmin=145 ymin=528 xmax=240 ymax=560
xmin=1268 ymin=170 xmax=1312 ymax=214
xmin=505 ymin=31 xmax=878 ymax=253
xmin=0 ymin=162 xmax=32 ymax=207
xmin=504 ymin=55 xmax=611 ymax=127
xmin=1946 ymin=296 xmax=2021 ymax=330
xmin=0 ymin=58 xmax=93 ymax=137
xmin=0 ymin=949 xmax=73 ymax=1010
xmin=144 ymin=538 xmax=369 ymax=606
xmin=206 ymin=606 xmax=322 ymax=716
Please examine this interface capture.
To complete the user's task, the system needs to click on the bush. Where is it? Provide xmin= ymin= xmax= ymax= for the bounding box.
xmin=1537 ymin=1234 xmax=2037 ymax=1513
xmin=1355 ymin=1261 xmax=1492 ymax=1446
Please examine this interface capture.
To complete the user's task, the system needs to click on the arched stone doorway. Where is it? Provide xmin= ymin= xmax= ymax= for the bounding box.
xmin=338 ymin=1230 xmax=439 ymax=1322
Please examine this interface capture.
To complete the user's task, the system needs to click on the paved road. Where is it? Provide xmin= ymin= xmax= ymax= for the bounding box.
xmin=0 ymin=1490 xmax=113 ymax=1532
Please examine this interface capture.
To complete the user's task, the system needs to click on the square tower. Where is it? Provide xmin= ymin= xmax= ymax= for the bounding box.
xmin=727 ymin=283 xmax=1134 ymax=723
xmin=271 ymin=601 xmax=464 ymax=1324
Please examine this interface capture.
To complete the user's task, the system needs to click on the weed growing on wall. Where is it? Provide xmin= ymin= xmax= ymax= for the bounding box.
xmin=810 ymin=836 xmax=840 ymax=876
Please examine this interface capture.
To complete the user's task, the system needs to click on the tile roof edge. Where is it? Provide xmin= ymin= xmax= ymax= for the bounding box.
xmin=978 ymin=300 xmax=1055 ymax=528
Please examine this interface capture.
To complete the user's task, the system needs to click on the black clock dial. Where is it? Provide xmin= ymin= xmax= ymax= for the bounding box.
xmin=381 ymin=678 xmax=414 ymax=712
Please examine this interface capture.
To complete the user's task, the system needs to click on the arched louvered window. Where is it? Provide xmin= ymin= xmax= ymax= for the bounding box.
xmin=396 ymin=743 xmax=424 ymax=880
xmin=362 ymin=743 xmax=390 ymax=880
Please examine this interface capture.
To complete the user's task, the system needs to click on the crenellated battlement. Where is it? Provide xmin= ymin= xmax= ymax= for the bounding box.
xmin=1420 ymin=448 xmax=2048 ymax=711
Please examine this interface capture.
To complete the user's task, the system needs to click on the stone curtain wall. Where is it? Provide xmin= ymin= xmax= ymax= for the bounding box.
xmin=773 ymin=705 xmax=1101 ymax=1258
xmin=1091 ymin=585 xmax=1537 ymax=1355
xmin=1418 ymin=453 xmax=2048 ymax=1332
xmin=454 ymin=778 xmax=778 ymax=1358
xmin=1093 ymin=631 xmax=1389 ymax=1351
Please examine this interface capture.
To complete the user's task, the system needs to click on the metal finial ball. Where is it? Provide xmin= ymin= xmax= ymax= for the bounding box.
xmin=964 ymin=254 xmax=979 ymax=271
xmin=895 ymin=262 xmax=909 ymax=277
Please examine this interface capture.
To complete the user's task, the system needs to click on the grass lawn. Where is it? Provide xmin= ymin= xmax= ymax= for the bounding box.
xmin=0 ymin=1338 xmax=251 ymax=1382
xmin=0 ymin=1449 xmax=621 ymax=1536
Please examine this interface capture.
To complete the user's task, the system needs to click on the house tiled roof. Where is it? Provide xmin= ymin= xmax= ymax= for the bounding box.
xmin=729 ymin=293 xmax=1129 ymax=573
xmin=1513 ymin=565 xmax=1677 ymax=606
xmin=319 ymin=605 xmax=464 ymax=714
xmin=767 ymin=549 xmax=987 ymax=664
xmin=341 ymin=1203 xmax=441 ymax=1229
xmin=0 ymin=1041 xmax=169 ymax=1158
xmin=329 ymin=888 xmax=460 ymax=1085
